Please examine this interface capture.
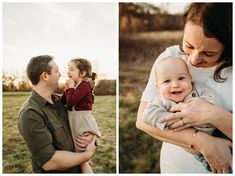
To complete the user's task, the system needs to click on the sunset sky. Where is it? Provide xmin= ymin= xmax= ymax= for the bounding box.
xmin=3 ymin=3 xmax=118 ymax=82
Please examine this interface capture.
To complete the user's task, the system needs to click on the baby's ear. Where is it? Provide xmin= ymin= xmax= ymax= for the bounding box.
xmin=189 ymin=73 xmax=192 ymax=79
xmin=156 ymin=83 xmax=159 ymax=90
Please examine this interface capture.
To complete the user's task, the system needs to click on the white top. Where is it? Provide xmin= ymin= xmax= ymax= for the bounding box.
xmin=141 ymin=45 xmax=232 ymax=173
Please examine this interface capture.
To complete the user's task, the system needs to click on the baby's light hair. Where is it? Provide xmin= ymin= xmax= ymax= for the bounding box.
xmin=155 ymin=56 xmax=191 ymax=79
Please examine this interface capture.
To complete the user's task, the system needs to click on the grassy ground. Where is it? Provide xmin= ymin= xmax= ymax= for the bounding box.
xmin=119 ymin=31 xmax=182 ymax=173
xmin=3 ymin=92 xmax=116 ymax=173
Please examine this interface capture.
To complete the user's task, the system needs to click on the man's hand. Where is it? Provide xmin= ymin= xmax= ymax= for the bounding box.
xmin=85 ymin=135 xmax=97 ymax=157
xmin=74 ymin=132 xmax=94 ymax=152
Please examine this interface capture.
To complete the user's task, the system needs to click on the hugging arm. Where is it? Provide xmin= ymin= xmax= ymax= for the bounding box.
xmin=136 ymin=101 xmax=232 ymax=173
xmin=43 ymin=136 xmax=96 ymax=171
xmin=18 ymin=110 xmax=96 ymax=172
xmin=159 ymin=83 xmax=232 ymax=139
xmin=137 ymin=101 xmax=204 ymax=149
xmin=160 ymin=98 xmax=232 ymax=139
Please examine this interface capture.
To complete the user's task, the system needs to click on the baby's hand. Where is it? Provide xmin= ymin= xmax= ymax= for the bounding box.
xmin=66 ymin=79 xmax=75 ymax=88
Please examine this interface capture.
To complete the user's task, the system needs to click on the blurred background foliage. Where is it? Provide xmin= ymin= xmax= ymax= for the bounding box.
xmin=119 ymin=3 xmax=183 ymax=33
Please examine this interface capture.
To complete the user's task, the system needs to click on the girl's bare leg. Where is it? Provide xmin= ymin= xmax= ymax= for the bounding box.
xmin=81 ymin=161 xmax=93 ymax=173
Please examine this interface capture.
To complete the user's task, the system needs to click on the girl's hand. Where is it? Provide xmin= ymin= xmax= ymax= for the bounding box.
xmin=159 ymin=98 xmax=215 ymax=131
xmin=66 ymin=79 xmax=75 ymax=88
xmin=196 ymin=133 xmax=232 ymax=173
xmin=64 ymin=82 xmax=69 ymax=90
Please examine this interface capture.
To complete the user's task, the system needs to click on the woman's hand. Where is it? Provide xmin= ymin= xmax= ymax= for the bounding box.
xmin=196 ymin=133 xmax=232 ymax=173
xmin=159 ymin=97 xmax=216 ymax=131
xmin=74 ymin=132 xmax=95 ymax=151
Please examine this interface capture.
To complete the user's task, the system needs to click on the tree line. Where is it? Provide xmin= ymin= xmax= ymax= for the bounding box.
xmin=2 ymin=73 xmax=116 ymax=96
xmin=119 ymin=3 xmax=183 ymax=33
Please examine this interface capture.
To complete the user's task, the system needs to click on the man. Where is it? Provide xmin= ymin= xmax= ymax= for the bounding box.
xmin=18 ymin=55 xmax=96 ymax=173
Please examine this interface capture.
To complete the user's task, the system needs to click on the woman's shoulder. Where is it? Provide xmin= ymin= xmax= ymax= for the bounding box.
xmin=165 ymin=45 xmax=186 ymax=56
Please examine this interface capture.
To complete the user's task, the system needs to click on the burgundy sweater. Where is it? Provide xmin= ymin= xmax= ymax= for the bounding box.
xmin=61 ymin=81 xmax=94 ymax=111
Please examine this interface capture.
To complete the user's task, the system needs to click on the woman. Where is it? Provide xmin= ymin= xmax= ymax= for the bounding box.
xmin=136 ymin=3 xmax=232 ymax=173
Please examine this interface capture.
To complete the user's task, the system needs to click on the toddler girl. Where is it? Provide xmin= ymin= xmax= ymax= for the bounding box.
xmin=61 ymin=58 xmax=101 ymax=173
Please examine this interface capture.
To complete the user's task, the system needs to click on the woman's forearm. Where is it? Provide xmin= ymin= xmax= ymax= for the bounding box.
xmin=136 ymin=101 xmax=204 ymax=150
xmin=211 ymin=106 xmax=232 ymax=140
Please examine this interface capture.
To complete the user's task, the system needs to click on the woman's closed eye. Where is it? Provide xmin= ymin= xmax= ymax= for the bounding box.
xmin=185 ymin=43 xmax=194 ymax=50
xmin=203 ymin=52 xmax=216 ymax=57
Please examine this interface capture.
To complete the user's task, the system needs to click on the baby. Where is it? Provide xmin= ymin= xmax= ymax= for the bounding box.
xmin=143 ymin=56 xmax=222 ymax=171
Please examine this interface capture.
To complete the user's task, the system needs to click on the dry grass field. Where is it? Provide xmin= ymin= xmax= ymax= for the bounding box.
xmin=119 ymin=30 xmax=183 ymax=173
xmin=3 ymin=92 xmax=116 ymax=173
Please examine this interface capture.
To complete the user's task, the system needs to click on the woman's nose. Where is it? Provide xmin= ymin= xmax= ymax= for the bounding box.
xmin=190 ymin=52 xmax=202 ymax=66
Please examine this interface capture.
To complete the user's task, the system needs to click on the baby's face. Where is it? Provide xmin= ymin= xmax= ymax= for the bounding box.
xmin=156 ymin=58 xmax=193 ymax=103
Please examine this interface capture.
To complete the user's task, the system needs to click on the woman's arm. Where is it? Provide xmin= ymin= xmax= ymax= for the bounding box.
xmin=136 ymin=101 xmax=202 ymax=149
xmin=210 ymin=105 xmax=232 ymax=139
xmin=136 ymin=101 xmax=232 ymax=173
xmin=158 ymin=98 xmax=232 ymax=139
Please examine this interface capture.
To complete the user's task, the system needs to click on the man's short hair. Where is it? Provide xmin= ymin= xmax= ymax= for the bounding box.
xmin=26 ymin=55 xmax=53 ymax=85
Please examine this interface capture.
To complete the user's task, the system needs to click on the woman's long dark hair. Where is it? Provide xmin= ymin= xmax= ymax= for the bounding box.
xmin=183 ymin=3 xmax=232 ymax=83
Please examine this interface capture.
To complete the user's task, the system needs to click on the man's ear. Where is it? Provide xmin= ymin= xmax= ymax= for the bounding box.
xmin=40 ymin=72 xmax=49 ymax=81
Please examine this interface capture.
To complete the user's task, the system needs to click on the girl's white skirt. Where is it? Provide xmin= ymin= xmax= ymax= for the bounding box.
xmin=68 ymin=110 xmax=101 ymax=151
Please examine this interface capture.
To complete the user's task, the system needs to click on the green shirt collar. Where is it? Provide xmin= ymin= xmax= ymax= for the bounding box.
xmin=31 ymin=89 xmax=60 ymax=107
